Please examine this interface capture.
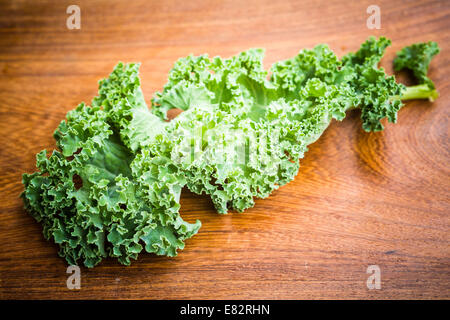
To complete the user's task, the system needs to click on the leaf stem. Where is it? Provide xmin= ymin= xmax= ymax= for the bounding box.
xmin=399 ymin=84 xmax=439 ymax=102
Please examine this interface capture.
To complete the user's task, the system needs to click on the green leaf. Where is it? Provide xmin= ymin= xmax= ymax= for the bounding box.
xmin=394 ymin=41 xmax=440 ymax=100
xmin=22 ymin=63 xmax=200 ymax=267
xmin=394 ymin=41 xmax=439 ymax=88
xmin=22 ymin=37 xmax=440 ymax=267
xmin=342 ymin=37 xmax=405 ymax=131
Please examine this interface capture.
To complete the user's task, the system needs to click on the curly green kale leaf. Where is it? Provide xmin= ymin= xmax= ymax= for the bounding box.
xmin=22 ymin=38 xmax=441 ymax=265
xmin=393 ymin=41 xmax=440 ymax=101
xmin=152 ymin=37 xmax=440 ymax=214
xmin=151 ymin=49 xmax=278 ymax=120
xmin=270 ymin=44 xmax=358 ymax=121
xmin=149 ymin=49 xmax=339 ymax=213
xmin=341 ymin=37 xmax=405 ymax=132
xmin=271 ymin=37 xmax=405 ymax=132
xmin=92 ymin=63 xmax=167 ymax=152
xmin=21 ymin=64 xmax=200 ymax=267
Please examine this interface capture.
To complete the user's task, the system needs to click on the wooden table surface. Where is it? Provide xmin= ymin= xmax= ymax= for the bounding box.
xmin=0 ymin=0 xmax=449 ymax=300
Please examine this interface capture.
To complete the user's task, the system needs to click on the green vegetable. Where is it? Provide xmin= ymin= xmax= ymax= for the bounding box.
xmin=22 ymin=63 xmax=200 ymax=267
xmin=394 ymin=41 xmax=440 ymax=101
xmin=341 ymin=37 xmax=405 ymax=131
xmin=22 ymin=37 xmax=439 ymax=267
xmin=152 ymin=37 xmax=423 ymax=214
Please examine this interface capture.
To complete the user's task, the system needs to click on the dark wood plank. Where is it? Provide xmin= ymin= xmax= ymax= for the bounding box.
xmin=0 ymin=0 xmax=449 ymax=299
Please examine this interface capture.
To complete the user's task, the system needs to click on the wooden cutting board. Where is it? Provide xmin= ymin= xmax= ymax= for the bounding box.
xmin=0 ymin=0 xmax=448 ymax=299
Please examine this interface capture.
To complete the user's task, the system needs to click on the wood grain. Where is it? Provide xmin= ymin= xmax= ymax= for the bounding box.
xmin=0 ymin=0 xmax=449 ymax=299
